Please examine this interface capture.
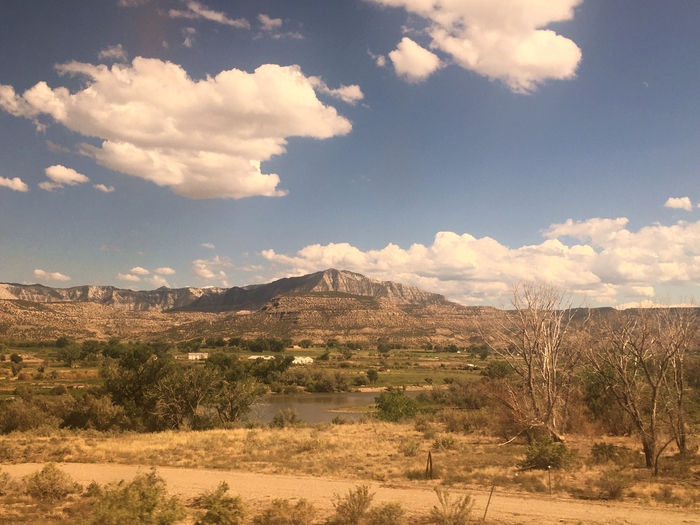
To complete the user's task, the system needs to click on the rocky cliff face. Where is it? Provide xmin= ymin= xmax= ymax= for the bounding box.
xmin=0 ymin=283 xmax=225 ymax=311
xmin=1 ymin=269 xmax=448 ymax=313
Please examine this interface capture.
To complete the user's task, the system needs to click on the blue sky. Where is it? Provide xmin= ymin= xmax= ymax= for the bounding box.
xmin=2 ymin=0 xmax=700 ymax=307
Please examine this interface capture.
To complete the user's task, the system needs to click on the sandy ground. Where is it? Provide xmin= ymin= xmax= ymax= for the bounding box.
xmin=3 ymin=463 xmax=699 ymax=524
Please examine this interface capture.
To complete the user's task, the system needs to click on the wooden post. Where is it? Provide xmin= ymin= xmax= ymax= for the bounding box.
xmin=482 ymin=484 xmax=495 ymax=522
xmin=425 ymin=450 xmax=433 ymax=480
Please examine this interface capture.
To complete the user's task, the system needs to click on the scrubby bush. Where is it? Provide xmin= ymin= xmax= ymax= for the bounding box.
xmin=589 ymin=442 xmax=639 ymax=466
xmin=329 ymin=485 xmax=374 ymax=525
xmin=0 ymin=468 xmax=12 ymax=496
xmin=193 ymin=481 xmax=246 ymax=525
xmin=366 ymin=502 xmax=405 ymax=525
xmin=88 ymin=469 xmax=185 ymax=525
xmin=429 ymin=487 xmax=472 ymax=525
xmin=252 ymin=498 xmax=315 ymax=525
xmin=433 ymin=435 xmax=457 ymax=451
xmin=398 ymin=437 xmax=421 ymax=457
xmin=596 ymin=466 xmax=633 ymax=500
xmin=270 ymin=408 xmax=302 ymax=428
xmin=24 ymin=463 xmax=82 ymax=502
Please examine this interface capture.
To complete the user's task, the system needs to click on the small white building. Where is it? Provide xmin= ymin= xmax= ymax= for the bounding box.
xmin=248 ymin=355 xmax=275 ymax=361
xmin=292 ymin=356 xmax=314 ymax=365
xmin=188 ymin=352 xmax=209 ymax=361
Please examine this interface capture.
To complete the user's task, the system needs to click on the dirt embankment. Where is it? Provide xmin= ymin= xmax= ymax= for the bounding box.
xmin=3 ymin=463 xmax=698 ymax=525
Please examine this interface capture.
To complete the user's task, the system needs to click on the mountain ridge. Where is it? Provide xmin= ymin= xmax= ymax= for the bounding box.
xmin=0 ymin=269 xmax=450 ymax=313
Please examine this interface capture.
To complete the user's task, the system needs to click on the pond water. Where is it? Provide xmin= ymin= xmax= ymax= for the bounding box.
xmin=253 ymin=391 xmax=421 ymax=424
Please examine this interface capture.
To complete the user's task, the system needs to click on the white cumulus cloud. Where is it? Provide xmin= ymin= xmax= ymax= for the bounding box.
xmin=34 ymin=269 xmax=71 ymax=282
xmin=309 ymin=77 xmax=364 ymax=104
xmin=130 ymin=266 xmax=150 ymax=275
xmin=94 ymin=183 xmax=115 ymax=193
xmin=259 ymin=14 xmax=283 ymax=31
xmin=368 ymin=0 xmax=583 ymax=92
xmin=0 ymin=58 xmax=356 ymax=199
xmin=98 ymin=44 xmax=127 ymax=62
xmin=155 ymin=267 xmax=176 ymax=275
xmin=389 ymin=37 xmax=443 ymax=83
xmin=664 ymin=196 xmax=693 ymax=211
xmin=0 ymin=176 xmax=29 ymax=192
xmin=169 ymin=1 xmax=250 ymax=28
xmin=191 ymin=255 xmax=232 ymax=286
xmin=39 ymin=165 xmax=90 ymax=191
xmin=201 ymin=243 xmax=216 ymax=249
xmin=146 ymin=275 xmax=170 ymax=287
xmin=117 ymin=273 xmax=141 ymax=282
xmin=262 ymin=216 xmax=700 ymax=306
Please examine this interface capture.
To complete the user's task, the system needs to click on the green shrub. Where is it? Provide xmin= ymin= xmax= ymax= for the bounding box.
xmin=87 ymin=469 xmax=185 ymax=525
xmin=366 ymin=502 xmax=405 ymax=525
xmin=329 ymin=485 xmax=374 ymax=525
xmin=481 ymin=360 xmax=512 ymax=380
xmin=193 ymin=481 xmax=246 ymax=525
xmin=375 ymin=389 xmax=419 ymax=422
xmin=518 ymin=438 xmax=573 ymax=470
xmin=0 ymin=399 xmax=61 ymax=434
xmin=24 ymin=463 xmax=82 ymax=502
xmin=252 ymin=498 xmax=315 ymax=525
xmin=429 ymin=487 xmax=473 ymax=525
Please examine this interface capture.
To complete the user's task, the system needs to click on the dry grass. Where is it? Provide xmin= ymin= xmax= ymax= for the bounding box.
xmin=0 ymin=424 xmax=699 ymax=508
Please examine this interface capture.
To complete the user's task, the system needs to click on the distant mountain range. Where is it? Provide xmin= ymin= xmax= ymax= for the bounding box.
xmin=0 ymin=269 xmax=450 ymax=313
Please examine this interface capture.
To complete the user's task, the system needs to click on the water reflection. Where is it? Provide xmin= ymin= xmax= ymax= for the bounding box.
xmin=253 ymin=391 xmax=420 ymax=424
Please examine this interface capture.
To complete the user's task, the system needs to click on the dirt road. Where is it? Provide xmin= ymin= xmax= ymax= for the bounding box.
xmin=3 ymin=463 xmax=698 ymax=524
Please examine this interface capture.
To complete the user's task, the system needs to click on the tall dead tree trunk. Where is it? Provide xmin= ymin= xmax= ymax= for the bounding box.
xmin=487 ymin=282 xmax=586 ymax=441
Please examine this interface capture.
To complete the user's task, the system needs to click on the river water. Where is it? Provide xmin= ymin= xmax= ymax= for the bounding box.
xmin=253 ymin=391 xmax=420 ymax=424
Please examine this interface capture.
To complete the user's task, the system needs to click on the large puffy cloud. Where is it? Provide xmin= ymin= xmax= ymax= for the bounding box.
xmin=0 ymin=58 xmax=356 ymax=199
xmin=388 ymin=37 xmax=443 ymax=83
xmin=368 ymin=0 xmax=583 ymax=92
xmin=0 ymin=176 xmax=29 ymax=192
xmin=262 ymin=217 xmax=700 ymax=305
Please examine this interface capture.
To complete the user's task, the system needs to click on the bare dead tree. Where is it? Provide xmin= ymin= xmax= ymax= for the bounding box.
xmin=586 ymin=307 xmax=696 ymax=474
xmin=487 ymin=282 xmax=587 ymax=442
xmin=655 ymin=307 xmax=699 ymax=455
